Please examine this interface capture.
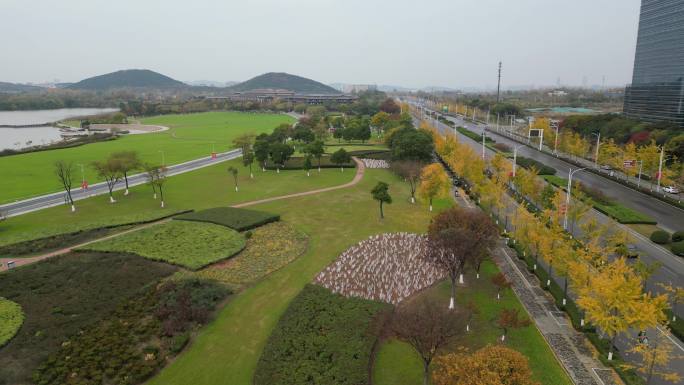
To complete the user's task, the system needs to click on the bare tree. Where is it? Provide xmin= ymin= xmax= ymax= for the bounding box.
xmin=151 ymin=166 xmax=168 ymax=207
xmin=496 ymin=308 xmax=531 ymax=342
xmin=227 ymin=166 xmax=239 ymax=192
xmin=55 ymin=160 xmax=76 ymax=212
xmin=392 ymin=298 xmax=469 ymax=385
xmin=426 ymin=207 xmax=498 ymax=309
xmin=143 ymin=163 xmax=158 ymax=199
xmin=92 ymin=159 xmax=122 ymax=203
xmin=491 ymin=272 xmax=511 ymax=300
xmin=391 ymin=160 xmax=424 ymax=204
xmin=111 ymin=151 xmax=141 ymax=195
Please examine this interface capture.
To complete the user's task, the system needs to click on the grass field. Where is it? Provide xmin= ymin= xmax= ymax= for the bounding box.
xmin=82 ymin=221 xmax=245 ymax=270
xmin=0 ymin=111 xmax=293 ymax=202
xmin=0 ymin=298 xmax=23 ymax=347
xmin=372 ymin=261 xmax=573 ymax=385
xmin=146 ymin=168 xmax=566 ymax=385
xmin=0 ymin=157 xmax=354 ymax=252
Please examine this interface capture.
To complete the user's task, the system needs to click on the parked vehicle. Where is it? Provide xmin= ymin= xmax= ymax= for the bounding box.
xmin=663 ymin=186 xmax=680 ymax=194
xmin=600 ymin=164 xmax=613 ymax=171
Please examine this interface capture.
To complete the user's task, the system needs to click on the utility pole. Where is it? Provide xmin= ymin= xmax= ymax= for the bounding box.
xmin=592 ymin=132 xmax=601 ymax=168
xmin=496 ymin=61 xmax=502 ymax=103
xmin=656 ymin=146 xmax=665 ymax=193
xmin=482 ymin=129 xmax=486 ymax=160
xmin=564 ymin=168 xmax=588 ymax=231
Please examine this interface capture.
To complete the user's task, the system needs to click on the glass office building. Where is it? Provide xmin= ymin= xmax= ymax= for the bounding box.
xmin=623 ymin=0 xmax=684 ymax=128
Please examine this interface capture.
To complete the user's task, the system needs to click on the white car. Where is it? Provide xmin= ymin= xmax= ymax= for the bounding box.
xmin=663 ymin=186 xmax=680 ymax=194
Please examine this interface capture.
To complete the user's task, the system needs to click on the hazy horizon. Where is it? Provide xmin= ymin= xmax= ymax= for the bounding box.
xmin=1 ymin=0 xmax=642 ymax=89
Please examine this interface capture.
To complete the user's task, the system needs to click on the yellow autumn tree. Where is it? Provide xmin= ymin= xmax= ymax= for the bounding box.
xmin=627 ymin=323 xmax=683 ymax=384
xmin=576 ymin=258 xmax=668 ymax=360
xmin=418 ymin=163 xmax=450 ymax=211
xmin=433 ymin=345 xmax=540 ymax=385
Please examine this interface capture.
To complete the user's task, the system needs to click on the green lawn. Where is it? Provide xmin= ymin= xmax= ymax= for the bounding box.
xmin=0 ymin=298 xmax=23 ymax=347
xmin=0 ymin=157 xmax=354 ymax=250
xmin=147 ymin=169 xmax=452 ymax=385
xmin=373 ymin=261 xmax=573 ymax=385
xmin=81 ymin=221 xmax=245 ymax=270
xmin=0 ymin=111 xmax=293 ymax=202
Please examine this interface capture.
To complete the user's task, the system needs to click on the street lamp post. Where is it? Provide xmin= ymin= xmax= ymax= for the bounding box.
xmin=512 ymin=145 xmax=525 ymax=178
xmin=563 ymin=168 xmax=588 ymax=231
xmin=592 ymin=132 xmax=601 ymax=168
xmin=637 ymin=160 xmax=644 ymax=188
xmin=481 ymin=129 xmax=486 ymax=160
xmin=656 ymin=146 xmax=667 ymax=193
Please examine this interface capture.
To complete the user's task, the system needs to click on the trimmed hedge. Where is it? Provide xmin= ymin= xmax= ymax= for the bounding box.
xmin=672 ymin=231 xmax=684 ymax=242
xmin=516 ymin=157 xmax=556 ymax=176
xmin=254 ymin=284 xmax=391 ymax=385
xmin=594 ymin=203 xmax=657 ymax=225
xmin=672 ymin=241 xmax=684 ymax=256
xmin=650 ymin=230 xmax=670 ymax=244
xmin=265 ymin=155 xmax=355 ymax=170
xmin=175 ymin=207 xmax=279 ymax=231
xmin=456 ymin=126 xmax=495 ymax=144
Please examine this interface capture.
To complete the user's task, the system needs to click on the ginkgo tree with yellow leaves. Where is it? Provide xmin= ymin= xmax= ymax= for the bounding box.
xmin=418 ymin=163 xmax=450 ymax=211
xmin=574 ymin=258 xmax=668 ymax=361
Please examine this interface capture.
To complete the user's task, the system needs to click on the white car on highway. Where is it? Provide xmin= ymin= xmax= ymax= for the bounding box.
xmin=663 ymin=186 xmax=680 ymax=194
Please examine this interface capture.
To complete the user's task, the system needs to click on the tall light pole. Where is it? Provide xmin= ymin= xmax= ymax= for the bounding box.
xmin=563 ymin=167 xmax=588 ymax=231
xmin=592 ymin=132 xmax=601 ymax=168
xmin=512 ymin=145 xmax=525 ymax=177
xmin=481 ymin=129 xmax=486 ymax=160
xmin=656 ymin=146 xmax=670 ymax=193
xmin=637 ymin=160 xmax=644 ymax=188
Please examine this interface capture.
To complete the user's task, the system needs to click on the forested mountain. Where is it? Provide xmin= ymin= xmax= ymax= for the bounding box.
xmin=229 ymin=72 xmax=339 ymax=94
xmin=69 ymin=69 xmax=187 ymax=90
xmin=0 ymin=82 xmax=43 ymax=93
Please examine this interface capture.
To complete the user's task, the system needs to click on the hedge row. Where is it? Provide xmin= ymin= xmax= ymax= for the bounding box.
xmin=456 ymin=126 xmax=495 ymax=144
xmin=264 ymin=156 xmax=355 ymax=170
xmin=0 ymin=298 xmax=24 ymax=348
xmin=515 ymin=157 xmax=557 ymax=176
xmin=254 ymin=284 xmax=391 ymax=385
xmin=175 ymin=207 xmax=280 ymax=232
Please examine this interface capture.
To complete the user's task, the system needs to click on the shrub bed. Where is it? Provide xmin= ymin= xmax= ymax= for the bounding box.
xmin=671 ymin=241 xmax=684 ymax=256
xmin=254 ymin=284 xmax=391 ymax=385
xmin=516 ymin=157 xmax=556 ymax=175
xmin=0 ymin=252 xmax=178 ymax=384
xmin=456 ymin=126 xmax=495 ymax=144
xmin=33 ymin=278 xmax=230 ymax=385
xmin=671 ymin=231 xmax=684 ymax=242
xmin=0 ymin=298 xmax=24 ymax=348
xmin=264 ymin=155 xmax=354 ymax=170
xmin=81 ymin=221 xmax=245 ymax=270
xmin=649 ymin=230 xmax=670 ymax=244
xmin=348 ymin=149 xmax=392 ymax=161
xmin=193 ymin=222 xmax=308 ymax=290
xmin=594 ymin=203 xmax=657 ymax=225
xmin=175 ymin=207 xmax=280 ymax=231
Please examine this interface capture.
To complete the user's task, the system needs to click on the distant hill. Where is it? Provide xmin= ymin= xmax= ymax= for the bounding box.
xmin=0 ymin=82 xmax=43 ymax=93
xmin=69 ymin=69 xmax=186 ymax=90
xmin=229 ymin=72 xmax=339 ymax=94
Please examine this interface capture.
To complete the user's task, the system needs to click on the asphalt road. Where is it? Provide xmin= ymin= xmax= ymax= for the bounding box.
xmin=0 ymin=148 xmax=243 ymax=217
xmin=446 ymin=112 xmax=684 ymax=233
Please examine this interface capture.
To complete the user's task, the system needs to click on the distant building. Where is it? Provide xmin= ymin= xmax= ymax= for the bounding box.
xmin=199 ymin=88 xmax=357 ymax=105
xmin=343 ymin=84 xmax=377 ymax=93
xmin=623 ymin=0 xmax=684 ymax=128
xmin=547 ymin=90 xmax=568 ymax=97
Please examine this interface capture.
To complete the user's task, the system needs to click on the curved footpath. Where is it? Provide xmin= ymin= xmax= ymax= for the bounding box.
xmin=0 ymin=158 xmax=365 ymax=272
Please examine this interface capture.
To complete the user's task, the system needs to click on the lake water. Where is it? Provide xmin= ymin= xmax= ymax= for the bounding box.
xmin=0 ymin=108 xmax=118 ymax=150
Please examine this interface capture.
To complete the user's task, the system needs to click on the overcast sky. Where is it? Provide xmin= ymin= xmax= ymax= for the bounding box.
xmin=0 ymin=0 xmax=641 ymax=89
